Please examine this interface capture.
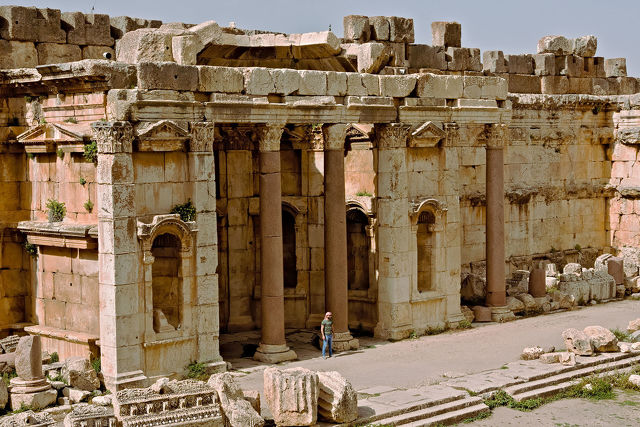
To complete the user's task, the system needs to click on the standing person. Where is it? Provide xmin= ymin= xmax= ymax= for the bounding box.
xmin=321 ymin=312 xmax=333 ymax=359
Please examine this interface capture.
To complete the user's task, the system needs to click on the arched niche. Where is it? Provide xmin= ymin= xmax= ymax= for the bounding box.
xmin=346 ymin=206 xmax=371 ymax=291
xmin=410 ymin=199 xmax=447 ymax=298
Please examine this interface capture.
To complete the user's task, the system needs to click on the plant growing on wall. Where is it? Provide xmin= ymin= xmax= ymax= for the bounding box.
xmin=84 ymin=200 xmax=94 ymax=212
xmin=46 ymin=199 xmax=66 ymax=222
xmin=170 ymin=200 xmax=196 ymax=222
xmin=23 ymin=242 xmax=37 ymax=258
xmin=63 ymin=117 xmax=78 ymax=124
xmin=79 ymin=177 xmax=86 ymax=186
xmin=56 ymin=148 xmax=64 ymax=159
xmin=83 ymin=140 xmax=98 ymax=163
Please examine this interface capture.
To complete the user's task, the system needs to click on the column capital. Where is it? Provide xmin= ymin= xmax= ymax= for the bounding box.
xmin=92 ymin=121 xmax=133 ymax=154
xmin=484 ymin=123 xmax=508 ymax=149
xmin=257 ymin=123 xmax=285 ymax=152
xmin=190 ymin=122 xmax=215 ymax=152
xmin=321 ymin=124 xmax=347 ymax=151
xmin=373 ymin=123 xmax=411 ymax=149
xmin=444 ymin=122 xmax=460 ymax=146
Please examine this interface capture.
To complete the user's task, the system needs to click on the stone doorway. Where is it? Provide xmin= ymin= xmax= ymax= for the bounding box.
xmin=347 ymin=208 xmax=370 ymax=291
xmin=151 ymin=233 xmax=182 ymax=332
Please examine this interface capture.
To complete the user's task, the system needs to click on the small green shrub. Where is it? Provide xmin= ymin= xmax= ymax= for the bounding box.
xmin=79 ymin=177 xmax=86 ymax=186
xmin=91 ymin=357 xmax=101 ymax=374
xmin=611 ymin=328 xmax=631 ymax=342
xmin=39 ymin=117 xmax=47 ymax=124
xmin=574 ymin=244 xmax=582 ymax=252
xmin=356 ymin=190 xmax=372 ymax=197
xmin=24 ymin=241 xmax=37 ymax=258
xmin=47 ymin=373 xmax=65 ymax=383
xmin=171 ymin=200 xmax=196 ymax=222
xmin=46 ymin=199 xmax=66 ymax=222
xmin=64 ymin=117 xmax=78 ymax=124
xmin=84 ymin=200 xmax=94 ymax=212
xmin=27 ymin=152 xmax=35 ymax=159
xmin=426 ymin=326 xmax=446 ymax=335
xmin=409 ymin=331 xmax=419 ymax=340
xmin=56 ymin=147 xmax=65 ymax=159
xmin=83 ymin=140 xmax=98 ymax=163
xmin=11 ymin=403 xmax=33 ymax=414
xmin=50 ymin=352 xmax=59 ymax=363
xmin=186 ymin=361 xmax=208 ymax=380
xmin=567 ymin=376 xmax=614 ymax=400
xmin=2 ymin=371 xmax=17 ymax=387
xmin=457 ymin=319 xmax=472 ymax=329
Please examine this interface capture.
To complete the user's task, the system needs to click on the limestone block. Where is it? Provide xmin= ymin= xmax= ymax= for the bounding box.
xmin=62 ymin=387 xmax=91 ymax=403
xmin=407 ymin=44 xmax=446 ymax=70
xmin=483 ymin=50 xmax=507 ymax=73
xmin=0 ymin=6 xmax=66 ymax=42
xmin=560 ymin=352 xmax=576 ymax=366
xmin=243 ymin=67 xmax=274 ymax=95
xmin=471 ymin=305 xmax=491 ymax=322
xmin=546 ymin=276 xmax=559 ymax=290
xmin=446 ymin=47 xmax=480 ymax=71
xmin=10 ymin=389 xmax=57 ymax=410
xmin=81 ymin=45 xmax=115 ymax=60
xmin=264 ymin=367 xmax=319 ymax=426
xmin=506 ymin=296 xmax=525 ymax=314
xmin=568 ymin=77 xmax=593 ymax=94
xmin=62 ymin=357 xmax=100 ymax=391
xmin=387 ymin=16 xmax=414 ymax=43
xmin=116 ymin=28 xmax=179 ymax=63
xmin=73 ymin=59 xmax=137 ymax=89
xmin=562 ymin=328 xmax=594 ymax=355
xmin=583 ymin=57 xmax=605 ymax=77
xmin=541 ymin=76 xmax=568 ymax=94
xmin=244 ymin=390 xmax=260 ymax=413
xmin=628 ymin=318 xmax=640 ymax=333
xmin=564 ymin=263 xmax=582 ymax=275
xmin=197 ymin=66 xmax=244 ymax=93
xmin=62 ymin=12 xmax=114 ymax=46
xmin=317 ymin=371 xmax=357 ymax=423
xmin=37 ymin=43 xmax=82 ymax=65
xmin=506 ymin=270 xmax=529 ymax=296
xmin=14 ymin=335 xmax=42 ymax=380
xmin=188 ymin=20 xmax=222 ymax=46
xmin=0 ymin=376 xmax=7 ymax=408
xmin=532 ymin=53 xmax=555 ymax=76
xmin=507 ymin=54 xmax=534 ymax=75
xmin=379 ymin=75 xmax=416 ymax=97
xmin=0 ymin=40 xmax=38 ymax=68
xmin=137 ymin=61 xmax=198 ymax=91
xmin=583 ymin=325 xmax=618 ymax=352
xmin=207 ymin=372 xmax=264 ymax=427
xmin=92 ymin=394 xmax=112 ymax=406
xmin=556 ymin=55 xmax=584 ymax=77
xmin=416 ymin=73 xmax=463 ymax=98
xmin=171 ymin=34 xmax=203 ymax=65
xmin=109 ymin=16 xmax=163 ymax=39
xmin=343 ymin=15 xmax=370 ymax=42
xmin=605 ymin=58 xmax=627 ymax=77
xmin=431 ymin=21 xmax=461 ymax=48
xmin=356 ymin=42 xmax=392 ymax=73
xmin=515 ymin=293 xmax=538 ymax=312
xmin=607 ymin=257 xmax=624 ymax=284
xmin=537 ymin=35 xmax=573 ymax=55
xmin=326 ymin=71 xmax=348 ymax=96
xmin=618 ymin=342 xmax=633 ymax=353
xmin=573 ymin=35 xmax=597 ymax=57
xmin=369 ymin=16 xmax=390 ymax=41
xmin=539 ymin=352 xmax=561 ymax=364
xmin=298 ymin=70 xmax=327 ymax=95
xmin=521 ymin=346 xmax=543 ymax=360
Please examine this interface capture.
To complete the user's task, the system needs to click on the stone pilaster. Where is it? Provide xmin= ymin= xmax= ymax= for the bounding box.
xmin=372 ymin=123 xmax=413 ymax=340
xmin=484 ymin=124 xmax=515 ymax=322
xmin=189 ymin=122 xmax=226 ymax=373
xmin=254 ymin=123 xmax=297 ymax=363
xmin=93 ymin=121 xmax=146 ymax=390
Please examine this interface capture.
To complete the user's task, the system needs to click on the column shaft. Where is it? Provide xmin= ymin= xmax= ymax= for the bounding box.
xmin=486 ymin=146 xmax=506 ymax=307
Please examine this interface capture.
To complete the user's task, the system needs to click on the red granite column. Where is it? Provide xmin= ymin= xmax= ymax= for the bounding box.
xmin=485 ymin=124 xmax=514 ymax=321
xmin=322 ymin=124 xmax=358 ymax=351
xmin=254 ymin=123 xmax=297 ymax=363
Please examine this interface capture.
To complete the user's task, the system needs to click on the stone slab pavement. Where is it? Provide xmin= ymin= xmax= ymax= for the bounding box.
xmin=231 ymin=300 xmax=640 ymax=395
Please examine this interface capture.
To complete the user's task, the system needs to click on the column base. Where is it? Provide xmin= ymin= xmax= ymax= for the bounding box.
xmin=103 ymin=370 xmax=148 ymax=392
xmin=490 ymin=306 xmax=516 ymax=323
xmin=253 ymin=343 xmax=297 ymax=364
xmin=331 ymin=331 xmax=359 ymax=351
xmin=446 ymin=312 xmax=467 ymax=328
xmin=203 ymin=360 xmax=228 ymax=374
xmin=10 ymin=377 xmax=51 ymax=393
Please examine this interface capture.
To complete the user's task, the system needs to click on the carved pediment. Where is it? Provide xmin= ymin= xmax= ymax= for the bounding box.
xmin=135 ymin=120 xmax=189 ymax=152
xmin=17 ymin=122 xmax=91 ymax=153
xmin=409 ymin=121 xmax=445 ymax=148
xmin=346 ymin=123 xmax=372 ymax=143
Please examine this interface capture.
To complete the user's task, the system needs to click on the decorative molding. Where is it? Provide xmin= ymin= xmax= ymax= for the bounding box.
xmin=17 ymin=122 xmax=91 ymax=153
xmin=137 ymin=214 xmax=197 ymax=254
xmin=409 ymin=121 xmax=446 ymax=148
xmin=136 ymin=120 xmax=189 ymax=152
xmin=321 ymin=124 xmax=347 ymax=151
xmin=409 ymin=198 xmax=447 ymax=228
xmin=92 ymin=121 xmax=133 ymax=154
xmin=256 ymin=123 xmax=285 ymax=152
xmin=373 ymin=123 xmax=411 ymax=149
xmin=18 ymin=221 xmax=98 ymax=249
xmin=484 ymin=123 xmax=508 ymax=149
xmin=190 ymin=122 xmax=215 ymax=152
xmin=218 ymin=125 xmax=254 ymax=151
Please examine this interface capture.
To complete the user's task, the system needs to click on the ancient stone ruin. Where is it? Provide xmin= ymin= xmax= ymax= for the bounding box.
xmin=0 ymin=5 xmax=639 ymax=404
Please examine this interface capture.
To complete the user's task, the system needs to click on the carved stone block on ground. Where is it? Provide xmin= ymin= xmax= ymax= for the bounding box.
xmin=521 ymin=346 xmax=544 ymax=360
xmin=583 ymin=325 xmax=618 ymax=352
xmin=0 ymin=409 xmax=55 ymax=426
xmin=207 ymin=372 xmax=264 ymax=427
xmin=63 ymin=403 xmax=115 ymax=427
xmin=10 ymin=389 xmax=58 ymax=410
xmin=562 ymin=328 xmax=594 ymax=356
xmin=264 ymin=367 xmax=319 ymax=426
xmin=61 ymin=357 xmax=100 ymax=391
xmin=317 ymin=371 xmax=357 ymax=423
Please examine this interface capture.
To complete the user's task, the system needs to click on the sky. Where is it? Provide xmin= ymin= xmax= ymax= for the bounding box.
xmin=6 ymin=0 xmax=640 ymax=76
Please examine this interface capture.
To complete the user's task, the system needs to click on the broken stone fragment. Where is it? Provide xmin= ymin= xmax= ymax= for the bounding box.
xmin=343 ymin=15 xmax=370 ymax=42
xmin=560 ymin=352 xmax=576 ymax=366
xmin=264 ymin=367 xmax=319 ymax=426
xmin=317 ymin=371 xmax=358 ymax=423
xmin=537 ymin=35 xmax=573 ymax=55
xmin=0 ymin=376 xmax=7 ymax=409
xmin=562 ymin=328 xmax=594 ymax=356
xmin=573 ymin=35 xmax=597 ymax=57
xmin=605 ymin=58 xmax=627 ymax=77
xmin=539 ymin=352 xmax=561 ymax=364
xmin=521 ymin=346 xmax=544 ymax=360
xmin=583 ymin=325 xmax=618 ymax=352
xmin=61 ymin=357 xmax=101 ymax=391
xmin=207 ymin=372 xmax=264 ymax=427
xmin=431 ymin=21 xmax=461 ymax=48
xmin=628 ymin=318 xmax=640 ymax=333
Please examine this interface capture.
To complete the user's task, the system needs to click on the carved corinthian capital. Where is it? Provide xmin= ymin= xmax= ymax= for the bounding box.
xmin=91 ymin=121 xmax=133 ymax=154
xmin=373 ymin=123 xmax=411 ymax=149
xmin=256 ymin=123 xmax=285 ymax=152
xmin=485 ymin=123 xmax=508 ymax=149
xmin=190 ymin=122 xmax=215 ymax=152
xmin=321 ymin=124 xmax=347 ymax=151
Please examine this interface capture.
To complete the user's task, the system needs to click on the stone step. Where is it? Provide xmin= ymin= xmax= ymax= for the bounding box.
xmin=404 ymin=403 xmax=491 ymax=427
xmin=510 ymin=381 xmax=579 ymax=402
xmin=366 ymin=396 xmax=485 ymax=426
xmin=505 ymin=354 xmax=640 ymax=400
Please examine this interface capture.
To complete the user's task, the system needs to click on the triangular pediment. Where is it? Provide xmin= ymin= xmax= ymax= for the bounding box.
xmin=346 ymin=123 xmax=372 ymax=142
xmin=409 ymin=121 xmax=445 ymax=147
xmin=136 ymin=120 xmax=189 ymax=141
xmin=17 ymin=122 xmax=89 ymax=144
